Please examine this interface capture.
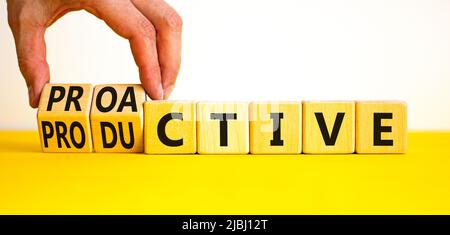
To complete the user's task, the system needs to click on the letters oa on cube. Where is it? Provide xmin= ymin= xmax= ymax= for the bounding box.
xmin=90 ymin=84 xmax=146 ymax=153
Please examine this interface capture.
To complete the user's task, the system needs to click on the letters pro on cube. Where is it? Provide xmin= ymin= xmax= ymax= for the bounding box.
xmin=38 ymin=84 xmax=407 ymax=154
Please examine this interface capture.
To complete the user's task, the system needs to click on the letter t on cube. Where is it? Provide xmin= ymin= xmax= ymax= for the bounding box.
xmin=197 ymin=102 xmax=249 ymax=154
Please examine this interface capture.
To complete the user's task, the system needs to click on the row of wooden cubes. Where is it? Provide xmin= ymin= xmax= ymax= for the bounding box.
xmin=37 ymin=84 xmax=407 ymax=154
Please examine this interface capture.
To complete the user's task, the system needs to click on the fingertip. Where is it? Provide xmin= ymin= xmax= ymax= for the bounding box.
xmin=150 ymin=83 xmax=164 ymax=100
xmin=141 ymin=77 xmax=164 ymax=100
xmin=161 ymin=68 xmax=179 ymax=100
xmin=28 ymin=80 xmax=47 ymax=108
xmin=163 ymin=84 xmax=174 ymax=100
xmin=138 ymin=62 xmax=164 ymax=100
xmin=27 ymin=86 xmax=37 ymax=108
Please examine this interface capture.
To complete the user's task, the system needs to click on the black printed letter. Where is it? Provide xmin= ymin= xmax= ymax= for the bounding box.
xmin=373 ymin=113 xmax=393 ymax=146
xmin=158 ymin=113 xmax=183 ymax=147
xmin=314 ymin=112 xmax=345 ymax=146
xmin=270 ymin=113 xmax=284 ymax=146
xmin=210 ymin=113 xmax=237 ymax=146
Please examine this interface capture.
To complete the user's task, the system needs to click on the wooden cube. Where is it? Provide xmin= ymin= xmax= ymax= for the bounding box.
xmin=144 ymin=101 xmax=196 ymax=154
xmin=302 ymin=101 xmax=355 ymax=154
xmin=197 ymin=102 xmax=249 ymax=154
xmin=37 ymin=84 xmax=94 ymax=152
xmin=90 ymin=84 xmax=146 ymax=152
xmin=356 ymin=101 xmax=407 ymax=153
xmin=249 ymin=102 xmax=302 ymax=154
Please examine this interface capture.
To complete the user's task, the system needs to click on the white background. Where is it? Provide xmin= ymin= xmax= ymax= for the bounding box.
xmin=1 ymin=0 xmax=450 ymax=130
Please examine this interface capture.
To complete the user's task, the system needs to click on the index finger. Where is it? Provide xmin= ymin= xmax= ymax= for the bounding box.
xmin=132 ymin=0 xmax=182 ymax=99
xmin=84 ymin=0 xmax=163 ymax=100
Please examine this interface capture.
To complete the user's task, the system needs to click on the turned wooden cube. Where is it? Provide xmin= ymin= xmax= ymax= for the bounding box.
xmin=90 ymin=84 xmax=146 ymax=152
xmin=37 ymin=84 xmax=94 ymax=152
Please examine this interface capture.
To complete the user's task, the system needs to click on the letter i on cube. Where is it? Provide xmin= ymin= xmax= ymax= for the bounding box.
xmin=249 ymin=102 xmax=302 ymax=154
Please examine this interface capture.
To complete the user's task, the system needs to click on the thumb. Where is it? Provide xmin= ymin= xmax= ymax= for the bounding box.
xmin=10 ymin=23 xmax=50 ymax=108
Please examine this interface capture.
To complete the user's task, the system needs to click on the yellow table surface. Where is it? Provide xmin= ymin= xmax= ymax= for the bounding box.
xmin=0 ymin=131 xmax=449 ymax=215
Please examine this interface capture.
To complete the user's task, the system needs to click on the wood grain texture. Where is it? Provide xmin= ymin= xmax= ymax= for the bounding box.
xmin=196 ymin=102 xmax=249 ymax=154
xmin=302 ymin=101 xmax=355 ymax=154
xmin=144 ymin=101 xmax=196 ymax=154
xmin=90 ymin=84 xmax=146 ymax=153
xmin=356 ymin=101 xmax=407 ymax=153
xmin=249 ymin=102 xmax=302 ymax=154
xmin=37 ymin=84 xmax=93 ymax=152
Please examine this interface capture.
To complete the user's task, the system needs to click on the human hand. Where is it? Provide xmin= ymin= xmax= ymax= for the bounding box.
xmin=7 ymin=0 xmax=182 ymax=108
